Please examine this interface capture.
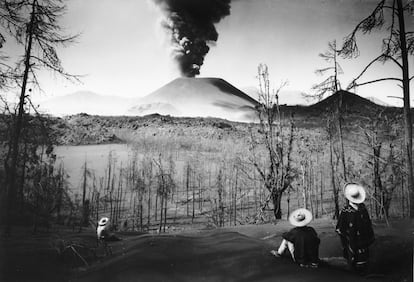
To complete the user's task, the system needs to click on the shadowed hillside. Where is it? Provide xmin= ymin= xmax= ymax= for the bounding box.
xmin=274 ymin=90 xmax=404 ymax=128
xmin=308 ymin=90 xmax=384 ymax=114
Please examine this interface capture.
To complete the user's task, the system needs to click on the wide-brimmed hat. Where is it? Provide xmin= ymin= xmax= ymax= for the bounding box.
xmin=98 ymin=217 xmax=109 ymax=226
xmin=344 ymin=183 xmax=366 ymax=204
xmin=288 ymin=208 xmax=313 ymax=227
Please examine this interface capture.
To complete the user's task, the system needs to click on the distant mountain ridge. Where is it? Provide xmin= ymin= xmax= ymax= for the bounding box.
xmin=43 ymin=90 xmax=407 ymax=145
xmin=38 ymin=81 xmax=396 ymax=123
xmin=38 ymin=91 xmax=139 ymax=116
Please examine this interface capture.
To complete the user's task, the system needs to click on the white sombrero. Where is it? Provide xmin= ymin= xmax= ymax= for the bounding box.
xmin=98 ymin=217 xmax=109 ymax=226
xmin=288 ymin=208 xmax=313 ymax=227
xmin=344 ymin=183 xmax=366 ymax=204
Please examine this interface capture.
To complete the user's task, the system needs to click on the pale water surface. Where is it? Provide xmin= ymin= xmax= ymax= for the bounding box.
xmin=55 ymin=144 xmax=133 ymax=193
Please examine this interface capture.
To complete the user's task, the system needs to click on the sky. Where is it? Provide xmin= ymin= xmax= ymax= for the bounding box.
xmin=7 ymin=0 xmax=414 ymax=107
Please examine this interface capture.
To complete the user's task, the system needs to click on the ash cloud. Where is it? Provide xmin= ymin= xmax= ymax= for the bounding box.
xmin=153 ymin=0 xmax=231 ymax=77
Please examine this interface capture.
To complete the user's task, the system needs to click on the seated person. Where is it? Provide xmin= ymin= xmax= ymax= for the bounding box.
xmin=271 ymin=208 xmax=320 ymax=268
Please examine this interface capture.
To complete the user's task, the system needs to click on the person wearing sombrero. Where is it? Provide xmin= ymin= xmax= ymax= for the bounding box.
xmin=336 ymin=183 xmax=375 ymax=275
xmin=97 ymin=217 xmax=109 ymax=240
xmin=271 ymin=208 xmax=320 ymax=268
xmin=97 ymin=217 xmax=121 ymax=242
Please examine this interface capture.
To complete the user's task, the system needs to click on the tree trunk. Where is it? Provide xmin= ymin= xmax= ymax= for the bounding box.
xmin=397 ymin=0 xmax=414 ymax=218
xmin=329 ymin=119 xmax=339 ymax=219
xmin=158 ymin=174 xmax=165 ymax=233
xmin=320 ymin=170 xmax=323 ymax=216
xmin=272 ymin=190 xmax=282 ymax=219
xmin=383 ymin=191 xmax=391 ymax=219
xmin=81 ymin=161 xmax=88 ymax=226
xmin=198 ymin=177 xmax=202 ymax=212
xmin=234 ymin=172 xmax=238 ymax=225
xmin=192 ymin=172 xmax=195 ymax=224
xmin=56 ymin=165 xmax=64 ymax=224
xmin=139 ymin=181 xmax=143 ymax=231
xmin=337 ymin=92 xmax=347 ymax=182
xmin=218 ymin=172 xmax=224 ymax=227
xmin=373 ymin=144 xmax=382 ymax=218
xmin=147 ymin=182 xmax=151 ymax=231
xmin=4 ymin=0 xmax=36 ymax=236
xmin=309 ymin=163 xmax=315 ymax=216
xmin=186 ymin=164 xmax=189 ymax=216
xmin=163 ymin=192 xmax=167 ymax=232
xmin=154 ymin=188 xmax=158 ymax=221
xmin=18 ymin=140 xmax=28 ymax=212
xmin=301 ymin=163 xmax=307 ymax=209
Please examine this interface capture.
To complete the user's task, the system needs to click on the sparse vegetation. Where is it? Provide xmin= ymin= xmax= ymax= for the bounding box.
xmin=41 ymin=90 xmax=409 ymax=233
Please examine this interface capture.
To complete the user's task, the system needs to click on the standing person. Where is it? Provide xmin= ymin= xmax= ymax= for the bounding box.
xmin=336 ymin=183 xmax=375 ymax=275
xmin=271 ymin=208 xmax=320 ymax=268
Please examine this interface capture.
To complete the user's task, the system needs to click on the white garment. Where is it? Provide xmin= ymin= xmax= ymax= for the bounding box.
xmin=97 ymin=225 xmax=107 ymax=239
xmin=278 ymin=239 xmax=295 ymax=261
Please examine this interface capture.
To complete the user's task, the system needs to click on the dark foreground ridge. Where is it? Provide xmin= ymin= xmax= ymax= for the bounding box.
xmin=1 ymin=220 xmax=411 ymax=282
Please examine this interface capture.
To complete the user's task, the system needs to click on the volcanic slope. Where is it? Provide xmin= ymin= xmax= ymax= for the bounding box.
xmin=127 ymin=77 xmax=259 ymax=122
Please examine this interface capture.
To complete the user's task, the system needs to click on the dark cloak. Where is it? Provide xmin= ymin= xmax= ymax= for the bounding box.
xmin=335 ymin=203 xmax=375 ymax=266
xmin=282 ymin=226 xmax=320 ymax=264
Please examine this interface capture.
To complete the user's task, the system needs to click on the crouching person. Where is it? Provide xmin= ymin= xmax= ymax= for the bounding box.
xmin=336 ymin=183 xmax=374 ymax=275
xmin=97 ymin=217 xmax=121 ymax=256
xmin=271 ymin=208 xmax=320 ymax=268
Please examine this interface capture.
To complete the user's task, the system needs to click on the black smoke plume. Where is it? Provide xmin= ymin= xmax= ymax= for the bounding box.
xmin=154 ymin=0 xmax=231 ymax=77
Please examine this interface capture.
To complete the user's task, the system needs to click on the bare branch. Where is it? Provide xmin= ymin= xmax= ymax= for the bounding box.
xmin=340 ymin=0 xmax=386 ymax=58
xmin=348 ymin=77 xmax=402 ymax=90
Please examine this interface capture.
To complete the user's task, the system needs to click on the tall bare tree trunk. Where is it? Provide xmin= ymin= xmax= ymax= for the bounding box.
xmin=337 ymin=92 xmax=347 ymax=182
xmin=373 ymin=144 xmax=382 ymax=218
xmin=163 ymin=191 xmax=167 ymax=232
xmin=4 ymin=1 xmax=36 ymax=236
xmin=301 ymin=163 xmax=307 ymax=209
xmin=147 ymin=181 xmax=151 ymax=231
xmin=272 ymin=190 xmax=282 ymax=219
xmin=17 ymin=140 xmax=28 ymax=212
xmin=328 ymin=118 xmax=339 ymax=218
xmin=81 ymin=160 xmax=89 ymax=226
xmin=186 ymin=164 xmax=190 ymax=217
xmin=192 ymin=170 xmax=195 ymax=224
xmin=397 ymin=0 xmax=414 ymax=218
xmin=320 ymin=170 xmax=324 ymax=216
xmin=155 ymin=187 xmax=158 ymax=221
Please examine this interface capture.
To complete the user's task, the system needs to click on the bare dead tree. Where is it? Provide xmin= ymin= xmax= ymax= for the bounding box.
xmin=326 ymin=115 xmax=340 ymax=218
xmin=359 ymin=110 xmax=401 ymax=219
xmin=139 ymin=156 xmax=153 ymax=231
xmin=80 ymin=159 xmax=92 ymax=227
xmin=249 ymin=64 xmax=296 ymax=221
xmin=339 ymin=0 xmax=414 ymax=217
xmin=308 ymin=40 xmax=343 ymax=101
xmin=310 ymin=40 xmax=348 ymax=184
xmin=153 ymin=154 xmax=175 ymax=233
xmin=1 ymin=0 xmax=80 ymax=235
